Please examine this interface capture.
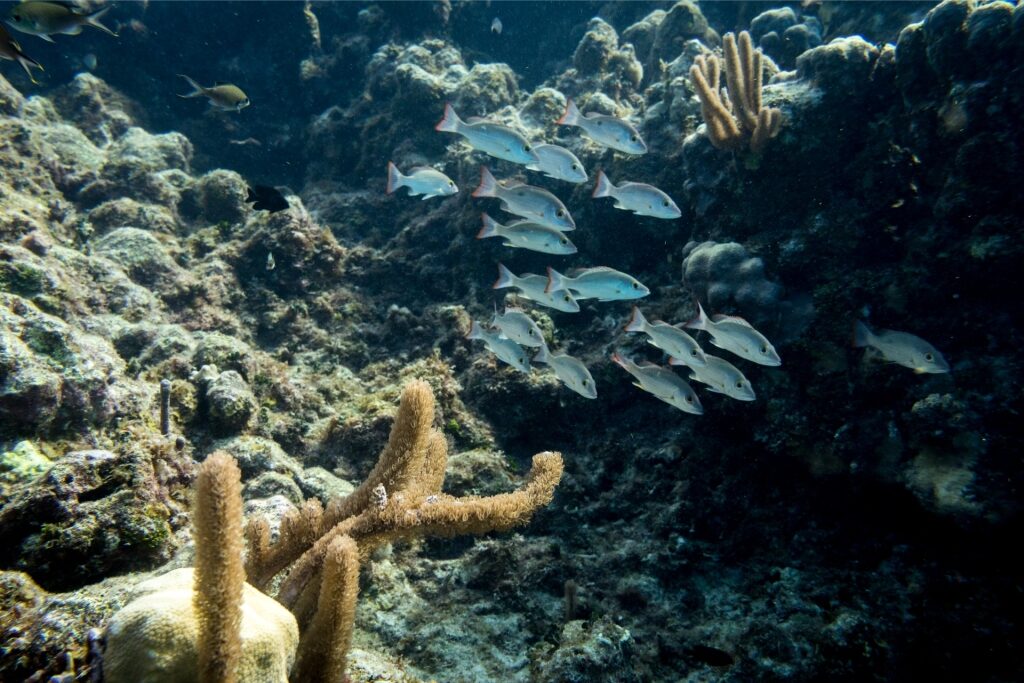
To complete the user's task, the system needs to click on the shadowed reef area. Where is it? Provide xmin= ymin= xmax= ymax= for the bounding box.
xmin=1 ymin=1 xmax=1022 ymax=681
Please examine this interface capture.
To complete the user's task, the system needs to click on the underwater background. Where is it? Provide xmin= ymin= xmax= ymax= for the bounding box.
xmin=1 ymin=0 xmax=1022 ymax=681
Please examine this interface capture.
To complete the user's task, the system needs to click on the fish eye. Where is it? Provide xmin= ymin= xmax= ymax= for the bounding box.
xmin=691 ymin=350 xmax=699 ymax=356
xmin=528 ymin=329 xmax=535 ymax=335
xmin=556 ymin=209 xmax=565 ymax=217
xmin=448 ymin=181 xmax=455 ymax=187
xmin=560 ymin=238 xmax=568 ymax=245
xmin=685 ymin=396 xmax=693 ymax=403
xmin=583 ymin=379 xmax=589 ymax=386
xmin=631 ymin=282 xmax=639 ymax=289
xmin=760 ymin=346 xmax=768 ymax=353
xmin=563 ymin=295 xmax=571 ymax=302
xmin=630 ymin=134 xmax=638 ymax=141
xmin=662 ymin=200 xmax=670 ymax=207
xmin=524 ymin=144 xmax=532 ymax=152
xmin=735 ymin=381 xmax=743 ymax=388
xmin=571 ymin=163 xmax=579 ymax=170
xmin=925 ymin=353 xmax=934 ymax=361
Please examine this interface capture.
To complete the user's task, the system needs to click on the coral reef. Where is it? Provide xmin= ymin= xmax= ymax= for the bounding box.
xmin=1 ymin=0 xmax=1023 ymax=680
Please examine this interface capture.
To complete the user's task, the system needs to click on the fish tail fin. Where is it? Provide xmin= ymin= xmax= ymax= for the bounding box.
xmin=386 ymin=161 xmax=403 ymax=195
xmin=624 ymin=306 xmax=647 ymax=333
xmin=684 ymin=300 xmax=709 ymax=330
xmin=466 ymin=320 xmax=486 ymax=341
xmin=472 ymin=166 xmax=498 ymax=198
xmin=545 ymin=266 xmax=567 ymax=294
xmin=477 ymin=213 xmax=501 ymax=239
xmin=556 ymin=98 xmax=580 ymax=126
xmin=534 ymin=342 xmax=551 ymax=365
xmin=852 ymin=320 xmax=873 ymax=348
xmin=17 ymin=54 xmax=44 ymax=84
xmin=592 ymin=170 xmax=613 ymax=198
xmin=434 ymin=102 xmax=462 ymax=133
xmin=493 ymin=263 xmax=515 ymax=290
xmin=85 ymin=6 xmax=118 ymax=37
xmin=177 ymin=74 xmax=205 ymax=98
xmin=610 ymin=352 xmax=630 ymax=371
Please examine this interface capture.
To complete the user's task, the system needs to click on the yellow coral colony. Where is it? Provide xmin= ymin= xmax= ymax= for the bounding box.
xmin=245 ymin=379 xmax=565 ymax=681
xmin=689 ymin=30 xmax=783 ymax=153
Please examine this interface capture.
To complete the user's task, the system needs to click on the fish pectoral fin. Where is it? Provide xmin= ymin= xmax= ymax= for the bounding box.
xmin=39 ymin=33 xmax=56 ymax=43
xmin=612 ymin=202 xmax=628 ymax=210
xmin=705 ymin=386 xmax=725 ymax=394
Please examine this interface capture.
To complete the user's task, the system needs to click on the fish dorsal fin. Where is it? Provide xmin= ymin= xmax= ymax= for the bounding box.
xmin=712 ymin=314 xmax=752 ymax=327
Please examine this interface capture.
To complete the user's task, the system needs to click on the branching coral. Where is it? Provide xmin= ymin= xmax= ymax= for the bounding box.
xmin=689 ymin=30 xmax=783 ymax=153
xmin=245 ymin=379 xmax=564 ymax=680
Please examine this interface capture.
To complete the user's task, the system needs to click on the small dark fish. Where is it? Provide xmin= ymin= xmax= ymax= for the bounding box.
xmin=246 ymin=185 xmax=289 ymax=213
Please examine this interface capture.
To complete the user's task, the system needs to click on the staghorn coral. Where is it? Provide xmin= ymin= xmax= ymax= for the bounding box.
xmin=245 ymin=379 xmax=564 ymax=679
xmin=689 ymin=31 xmax=783 ymax=153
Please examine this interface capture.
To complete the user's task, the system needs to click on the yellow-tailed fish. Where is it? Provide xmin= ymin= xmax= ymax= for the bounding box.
xmin=6 ymin=2 xmax=116 ymax=42
xmin=535 ymin=343 xmax=597 ymax=399
xmin=853 ymin=320 xmax=949 ymax=374
xmin=557 ymin=98 xmax=647 ymax=154
xmin=624 ymin=307 xmax=706 ymax=367
xmin=477 ymin=213 xmax=576 ymax=255
xmin=611 ymin=353 xmax=703 ymax=414
xmin=525 ymin=143 xmax=588 ymax=184
xmin=545 ymin=266 xmax=648 ymax=302
xmin=177 ymin=74 xmax=250 ymax=111
xmin=472 ymin=166 xmax=575 ymax=231
xmin=0 ymin=23 xmax=43 ymax=83
xmin=386 ymin=161 xmax=457 ymax=199
xmin=592 ymin=171 xmax=681 ymax=219
xmin=670 ymin=353 xmax=756 ymax=401
xmin=491 ymin=307 xmax=545 ymax=348
xmin=492 ymin=263 xmax=580 ymax=313
xmin=685 ymin=301 xmax=781 ymax=366
xmin=435 ymin=103 xmax=538 ymax=165
xmin=466 ymin=320 xmax=531 ymax=373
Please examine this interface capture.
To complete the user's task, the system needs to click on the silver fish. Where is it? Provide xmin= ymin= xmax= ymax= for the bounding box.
xmin=6 ymin=2 xmax=116 ymax=42
xmin=493 ymin=263 xmax=580 ymax=313
xmin=611 ymin=353 xmax=703 ymax=415
xmin=491 ymin=17 xmax=502 ymax=34
xmin=556 ymin=98 xmax=647 ymax=155
xmin=435 ymin=104 xmax=538 ymax=166
xmin=386 ymin=161 xmax=457 ymax=199
xmin=177 ymin=75 xmax=250 ymax=111
xmin=853 ymin=320 xmax=950 ymax=374
xmin=592 ymin=171 xmax=680 ymax=219
xmin=491 ymin=308 xmax=545 ymax=348
xmin=624 ymin=307 xmax=706 ymax=367
xmin=545 ymin=266 xmax=649 ymax=302
xmin=466 ymin=320 xmax=531 ymax=374
xmin=535 ymin=343 xmax=597 ymax=399
xmin=472 ymin=167 xmax=575 ymax=231
xmin=477 ymin=213 xmax=576 ymax=255
xmin=265 ymin=252 xmax=276 ymax=271
xmin=525 ymin=143 xmax=588 ymax=184
xmin=686 ymin=302 xmax=780 ymax=366
xmin=671 ymin=353 xmax=756 ymax=401
xmin=0 ymin=23 xmax=42 ymax=83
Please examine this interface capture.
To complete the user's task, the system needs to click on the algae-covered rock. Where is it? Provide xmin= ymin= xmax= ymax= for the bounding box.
xmin=204 ymin=370 xmax=256 ymax=434
xmin=88 ymin=198 xmax=179 ymax=236
xmin=104 ymin=567 xmax=298 ymax=683
xmin=530 ymin=617 xmax=640 ymax=683
xmin=92 ymin=227 xmax=185 ymax=289
xmin=0 ymin=447 xmax=180 ymax=590
xmin=243 ymin=471 xmax=303 ymax=504
xmin=178 ymin=169 xmax=250 ymax=226
xmin=0 ymin=73 xmax=24 ymax=115
xmin=0 ymin=440 xmax=50 ymax=494
xmin=211 ymin=435 xmax=302 ymax=480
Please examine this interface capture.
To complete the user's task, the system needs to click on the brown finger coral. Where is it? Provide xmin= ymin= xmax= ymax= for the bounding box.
xmin=690 ymin=30 xmax=783 ymax=153
xmin=246 ymin=379 xmax=564 ymax=680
